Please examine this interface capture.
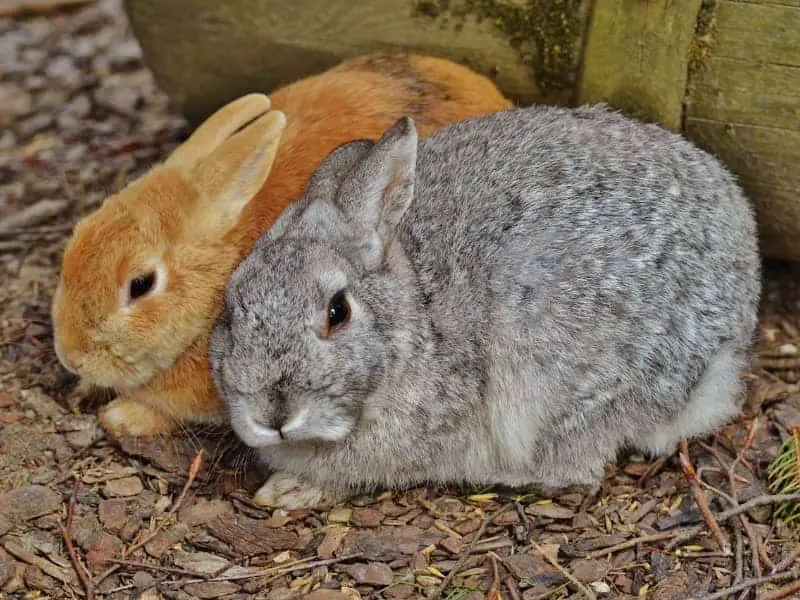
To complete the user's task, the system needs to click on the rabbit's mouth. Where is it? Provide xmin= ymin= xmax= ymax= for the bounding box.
xmin=230 ymin=407 xmax=283 ymax=448
xmin=230 ymin=403 xmax=355 ymax=448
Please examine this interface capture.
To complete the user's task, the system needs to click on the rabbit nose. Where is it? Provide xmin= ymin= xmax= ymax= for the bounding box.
xmin=60 ymin=350 xmax=84 ymax=374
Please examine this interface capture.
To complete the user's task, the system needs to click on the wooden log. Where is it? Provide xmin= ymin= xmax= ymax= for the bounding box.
xmin=123 ymin=0 xmax=547 ymax=126
xmin=124 ymin=0 xmax=800 ymax=259
xmin=685 ymin=0 xmax=800 ymax=261
xmin=577 ymin=0 xmax=703 ymax=132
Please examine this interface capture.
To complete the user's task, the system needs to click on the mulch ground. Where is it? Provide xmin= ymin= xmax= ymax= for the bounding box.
xmin=1 ymin=1 xmax=799 ymax=598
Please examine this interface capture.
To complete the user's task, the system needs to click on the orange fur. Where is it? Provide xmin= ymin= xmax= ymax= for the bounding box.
xmin=52 ymin=53 xmax=512 ymax=437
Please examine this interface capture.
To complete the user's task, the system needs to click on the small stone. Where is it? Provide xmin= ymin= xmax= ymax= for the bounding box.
xmin=415 ymin=575 xmax=440 ymax=587
xmin=104 ymin=476 xmax=144 ymax=498
xmin=439 ymin=536 xmax=463 ymax=555
xmin=64 ymin=94 xmax=92 ymax=119
xmin=173 ymin=550 xmax=231 ymax=575
xmin=0 ymin=484 xmax=62 ymax=521
xmin=526 ymin=502 xmax=575 ymax=520
xmin=182 ymin=581 xmax=240 ymax=598
xmin=23 ymin=565 xmax=58 ymax=594
xmin=266 ymin=587 xmax=296 ymax=600
xmin=779 ymin=343 xmax=798 ymax=355
xmin=64 ymin=143 xmax=89 ymax=161
xmin=351 ymin=507 xmax=383 ymax=528
xmin=453 ymin=517 xmax=481 ymax=535
xmin=17 ymin=389 xmax=65 ymax=420
xmin=98 ymin=499 xmax=128 ymax=531
xmin=569 ymin=559 xmax=609 ymax=583
xmin=144 ymin=524 xmax=189 ymax=558
xmin=0 ymin=548 xmax=15 ymax=587
xmin=378 ymin=500 xmax=410 ymax=517
xmin=132 ymin=570 xmax=156 ymax=590
xmin=317 ymin=525 xmax=349 ymax=559
xmin=106 ymin=39 xmax=142 ymax=69
xmin=72 ymin=514 xmax=103 ymax=551
xmin=345 ymin=562 xmax=393 ymax=586
xmin=44 ymin=55 xmax=82 ymax=88
xmin=29 ymin=466 xmax=57 ymax=485
xmin=305 ymin=591 xmax=350 ymax=600
xmin=179 ymin=498 xmax=232 ymax=527
xmin=327 ymin=506 xmax=352 ymax=524
xmin=504 ymin=553 xmax=559 ymax=580
xmin=57 ymin=414 xmax=102 ymax=448
xmin=0 ymin=84 xmax=32 ymax=124
xmin=94 ymin=84 xmax=138 ymax=114
xmin=494 ymin=510 xmax=521 ymax=526
xmin=0 ymin=515 xmax=12 ymax=537
xmin=572 ymin=512 xmax=594 ymax=529
xmin=85 ymin=533 xmax=123 ymax=569
xmin=17 ymin=112 xmax=54 ymax=139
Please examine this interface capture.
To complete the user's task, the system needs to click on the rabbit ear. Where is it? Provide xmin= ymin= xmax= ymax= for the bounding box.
xmin=190 ymin=109 xmax=287 ymax=234
xmin=266 ymin=140 xmax=375 ymax=242
xmin=165 ymin=94 xmax=273 ymax=172
xmin=302 ymin=139 xmax=375 ymax=202
xmin=335 ymin=117 xmax=418 ymax=249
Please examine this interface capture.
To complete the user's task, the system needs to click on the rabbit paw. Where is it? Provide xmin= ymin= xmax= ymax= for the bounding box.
xmin=99 ymin=397 xmax=177 ymax=438
xmin=254 ymin=472 xmax=342 ymax=510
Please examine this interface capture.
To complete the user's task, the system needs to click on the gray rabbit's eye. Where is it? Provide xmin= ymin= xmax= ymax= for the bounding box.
xmin=326 ymin=289 xmax=351 ymax=334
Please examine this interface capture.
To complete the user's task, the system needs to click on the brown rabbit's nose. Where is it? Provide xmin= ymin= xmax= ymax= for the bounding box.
xmin=53 ymin=334 xmax=83 ymax=374
xmin=62 ymin=351 xmax=85 ymax=374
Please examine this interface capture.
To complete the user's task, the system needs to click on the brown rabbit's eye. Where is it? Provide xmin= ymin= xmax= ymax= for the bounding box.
xmin=129 ymin=271 xmax=156 ymax=300
xmin=327 ymin=290 xmax=351 ymax=332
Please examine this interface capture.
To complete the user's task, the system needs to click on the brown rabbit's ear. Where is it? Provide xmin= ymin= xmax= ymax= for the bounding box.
xmin=165 ymin=94 xmax=272 ymax=172
xmin=191 ymin=109 xmax=287 ymax=234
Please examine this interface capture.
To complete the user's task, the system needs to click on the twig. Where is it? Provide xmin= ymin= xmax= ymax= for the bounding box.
xmin=60 ymin=478 xmax=94 ymax=600
xmin=487 ymin=552 xmax=502 ymax=600
xmin=760 ymin=579 xmax=800 ymax=600
xmin=637 ymin=456 xmax=668 ymax=486
xmin=124 ymin=449 xmax=203 ymax=557
xmin=586 ymin=494 xmax=800 ymax=558
xmin=771 ymin=545 xmax=800 ymax=573
xmin=524 ymin=584 xmax=569 ymax=600
xmin=429 ymin=503 xmax=512 ymax=600
xmin=506 ymin=576 xmax=522 ymax=600
xmin=162 ymin=553 xmax=363 ymax=585
xmin=697 ymin=568 xmax=800 ymax=600
xmin=679 ymin=440 xmax=730 ymax=553
xmin=732 ymin=525 xmax=744 ymax=583
xmin=585 ymin=531 xmax=690 ymax=560
xmin=665 ymin=493 xmax=800 ymax=551
xmin=94 ymin=450 xmax=204 ymax=587
xmin=106 ymin=559 xmax=206 ymax=578
xmin=531 ymin=540 xmax=597 ymax=600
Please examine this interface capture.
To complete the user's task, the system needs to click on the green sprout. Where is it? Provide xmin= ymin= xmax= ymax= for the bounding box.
xmin=768 ymin=426 xmax=800 ymax=532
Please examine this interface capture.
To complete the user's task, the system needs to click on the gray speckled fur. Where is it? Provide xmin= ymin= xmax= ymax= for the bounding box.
xmin=210 ymin=104 xmax=761 ymax=501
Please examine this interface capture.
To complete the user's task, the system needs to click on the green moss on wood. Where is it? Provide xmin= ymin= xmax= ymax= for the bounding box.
xmin=687 ymin=0 xmax=718 ymax=83
xmin=412 ymin=0 xmax=590 ymax=102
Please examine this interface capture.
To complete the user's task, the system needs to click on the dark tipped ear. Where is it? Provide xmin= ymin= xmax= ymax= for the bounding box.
xmin=265 ymin=140 xmax=374 ymax=243
xmin=303 ymin=139 xmax=375 ymax=203
xmin=335 ymin=117 xmax=418 ymax=245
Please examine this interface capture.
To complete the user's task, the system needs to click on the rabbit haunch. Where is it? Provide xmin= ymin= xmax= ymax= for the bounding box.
xmin=211 ymin=104 xmax=761 ymax=510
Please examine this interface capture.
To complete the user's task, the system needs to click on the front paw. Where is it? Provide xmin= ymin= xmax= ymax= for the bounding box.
xmin=254 ymin=472 xmax=343 ymax=510
xmin=99 ymin=398 xmax=177 ymax=438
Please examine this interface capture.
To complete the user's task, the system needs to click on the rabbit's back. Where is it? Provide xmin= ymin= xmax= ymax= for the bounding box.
xmin=402 ymin=105 xmax=759 ymax=436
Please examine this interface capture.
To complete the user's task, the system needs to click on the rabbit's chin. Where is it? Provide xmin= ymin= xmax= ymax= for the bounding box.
xmin=230 ymin=405 xmax=355 ymax=449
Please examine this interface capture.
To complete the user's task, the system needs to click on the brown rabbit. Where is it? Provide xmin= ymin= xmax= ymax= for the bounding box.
xmin=51 ymin=53 xmax=512 ymax=437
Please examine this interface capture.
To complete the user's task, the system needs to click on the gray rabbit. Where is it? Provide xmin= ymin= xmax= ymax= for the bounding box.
xmin=209 ymin=104 xmax=761 ymax=510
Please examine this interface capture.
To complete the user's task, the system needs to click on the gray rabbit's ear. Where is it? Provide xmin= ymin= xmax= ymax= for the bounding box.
xmin=335 ymin=117 xmax=418 ymax=249
xmin=266 ymin=140 xmax=374 ymax=242
xmin=303 ymin=139 xmax=375 ymax=202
